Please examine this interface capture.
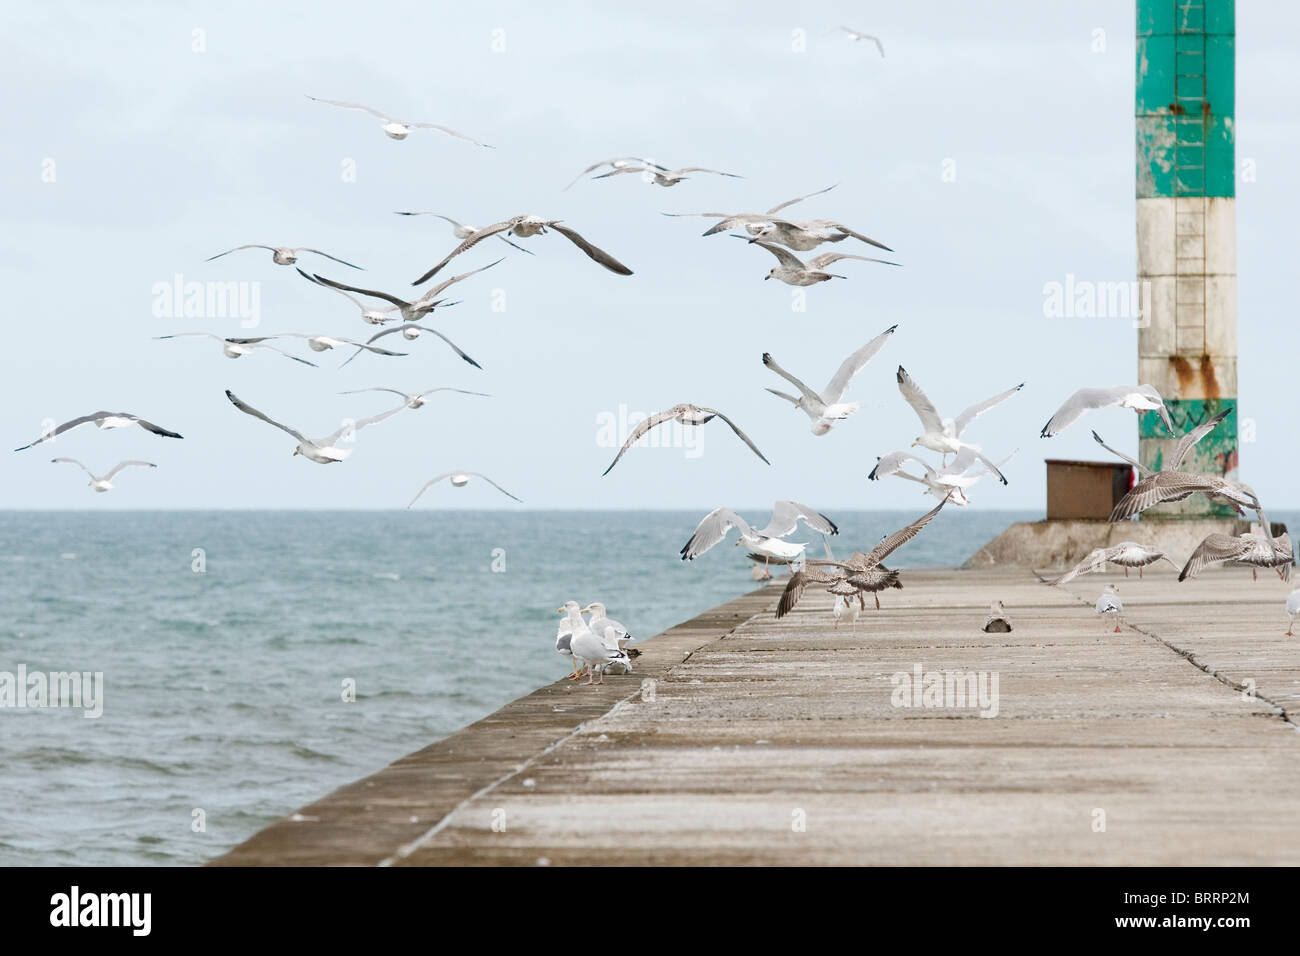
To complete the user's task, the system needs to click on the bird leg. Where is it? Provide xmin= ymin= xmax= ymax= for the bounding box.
xmin=1253 ymin=568 xmax=1258 ymax=582
xmin=858 ymin=593 xmax=866 ymax=612
xmin=1125 ymin=567 xmax=1129 ymax=577
xmin=1139 ymin=566 xmax=1143 ymax=579
xmin=569 ymin=660 xmax=584 ymax=680
xmin=874 ymin=593 xmax=881 ymax=610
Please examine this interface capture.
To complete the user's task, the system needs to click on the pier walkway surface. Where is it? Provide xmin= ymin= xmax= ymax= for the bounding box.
xmin=213 ymin=566 xmax=1300 ymax=865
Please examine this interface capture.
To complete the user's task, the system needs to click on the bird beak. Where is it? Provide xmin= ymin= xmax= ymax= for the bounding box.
xmin=556 ymin=607 xmax=565 ymax=614
xmin=763 ymin=275 xmax=771 ymax=281
xmin=580 ymin=604 xmax=594 ymax=613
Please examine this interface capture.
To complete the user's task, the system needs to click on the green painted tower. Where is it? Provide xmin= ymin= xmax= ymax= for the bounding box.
xmin=1136 ymin=0 xmax=1238 ymax=515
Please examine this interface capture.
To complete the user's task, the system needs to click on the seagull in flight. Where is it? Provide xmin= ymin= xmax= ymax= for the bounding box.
xmin=869 ymin=447 xmax=1011 ymax=504
xmin=339 ymin=386 xmax=489 ymax=409
xmin=51 ymin=458 xmax=155 ymax=493
xmin=407 ymin=471 xmax=521 ymax=507
xmin=839 ymin=26 xmax=885 ymax=57
xmin=896 ymin=365 xmax=1023 ymax=460
xmin=15 ymin=412 xmax=183 ymax=452
xmin=762 ymin=324 xmax=897 ymax=434
xmin=744 ymin=238 xmax=899 ymax=285
xmin=154 ymin=332 xmax=319 ymax=366
xmin=593 ymin=165 xmax=743 ymax=187
xmin=306 ymin=95 xmax=491 ymax=145
xmin=207 ymin=245 xmax=363 ymax=269
xmin=312 ymin=259 xmax=502 ymax=323
xmin=338 ymin=324 xmax=481 ymax=370
xmin=224 ymin=390 xmax=407 ymax=463
xmin=411 ymin=216 xmax=632 ymax=284
xmin=680 ymin=501 xmax=838 ymax=568
xmin=564 ymin=156 xmax=669 ymax=190
xmin=1041 ymin=385 xmax=1175 ymax=438
xmin=392 ymin=212 xmax=534 ymax=255
xmin=602 ymin=403 xmax=769 ymax=475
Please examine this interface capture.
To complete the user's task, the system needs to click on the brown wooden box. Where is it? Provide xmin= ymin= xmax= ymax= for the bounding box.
xmin=1045 ymin=460 xmax=1135 ymax=520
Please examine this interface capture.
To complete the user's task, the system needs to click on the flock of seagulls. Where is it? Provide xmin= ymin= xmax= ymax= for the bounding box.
xmin=21 ymin=50 xmax=1295 ymax=692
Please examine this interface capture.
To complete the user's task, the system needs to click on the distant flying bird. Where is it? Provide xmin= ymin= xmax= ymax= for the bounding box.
xmin=154 ymin=332 xmax=318 ymax=366
xmin=312 ymin=258 xmax=502 ymax=323
xmin=1096 ymin=584 xmax=1123 ymax=632
xmin=338 ymin=324 xmax=481 ymax=370
xmin=305 ymin=96 xmax=491 ymax=146
xmin=664 ymin=184 xmax=838 ymax=236
xmin=593 ymin=165 xmax=743 ymax=187
xmin=338 ymin=386 xmax=489 ymax=409
xmin=564 ymin=156 xmax=668 ymax=190
xmin=1040 ymin=385 xmax=1174 ymax=437
xmin=602 ymin=403 xmax=769 ymax=475
xmin=744 ymin=238 xmax=900 ymax=285
xmin=206 ymin=245 xmax=363 ymax=269
xmin=680 ymin=500 xmax=838 ymax=568
xmin=896 ymin=365 xmax=1023 ymax=460
xmin=411 ymin=215 xmax=632 ymax=284
xmin=296 ymin=269 xmax=400 ymax=325
xmin=407 ymin=471 xmax=521 ymax=507
xmin=762 ymin=324 xmax=897 ymax=434
xmin=224 ymin=390 xmax=406 ymax=464
xmin=1050 ymin=543 xmax=1179 ymax=585
xmin=739 ymin=218 xmax=892 ymax=253
xmin=391 ymin=212 xmax=534 ymax=254
xmin=15 ymin=412 xmax=183 ymax=452
xmin=279 ymin=333 xmax=408 ymax=358
xmin=839 ymin=26 xmax=885 ymax=57
xmin=51 ymin=458 xmax=155 ymax=493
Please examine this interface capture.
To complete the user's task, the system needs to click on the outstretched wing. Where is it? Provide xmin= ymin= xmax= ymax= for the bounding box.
xmin=805 ymin=252 xmax=900 ymax=270
xmin=549 ymin=223 xmax=634 ymax=275
xmin=953 ymin=383 xmax=1024 ymax=437
xmin=1091 ymin=429 xmax=1151 ymax=477
xmin=895 ymin=366 xmax=944 ymax=434
xmin=1178 ymin=533 xmax=1246 ymax=581
xmin=745 ymin=238 xmax=805 ymax=270
xmin=407 ymin=473 xmax=452 ymax=509
xmin=861 ymin=496 xmax=949 ymax=568
xmin=224 ymin=391 xmax=308 ymax=443
xmin=698 ymin=407 xmax=771 ymax=465
xmin=103 ymin=460 xmax=157 ymax=480
xmin=602 ymin=406 xmax=685 ymax=476
xmin=761 ymin=353 xmax=823 ymax=405
xmin=757 ymin=500 xmax=838 ymax=539
xmin=296 ymin=248 xmax=364 ymax=270
xmin=821 ymin=325 xmax=897 ymax=404
xmin=680 ymin=507 xmax=755 ymax=560
xmin=1169 ymin=406 xmax=1233 ymax=471
xmin=51 ymin=457 xmax=93 ymax=478
xmin=465 ymin=472 xmax=522 ymax=502
xmin=310 ymin=273 xmax=408 ymax=309
xmin=766 ymin=184 xmax=837 ymax=215
xmin=1050 ymin=548 xmax=1109 ymax=587
xmin=206 ymin=244 xmax=275 ymax=261
xmin=868 ymin=450 xmax=935 ymax=482
xmin=306 ymin=96 xmax=388 ymax=120
xmin=411 ymin=220 xmax=516 ymax=285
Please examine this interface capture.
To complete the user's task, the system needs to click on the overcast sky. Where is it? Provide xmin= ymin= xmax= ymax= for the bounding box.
xmin=3 ymin=1 xmax=1296 ymax=510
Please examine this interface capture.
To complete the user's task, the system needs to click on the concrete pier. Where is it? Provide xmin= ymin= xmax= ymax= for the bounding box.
xmin=213 ymin=565 xmax=1300 ymax=866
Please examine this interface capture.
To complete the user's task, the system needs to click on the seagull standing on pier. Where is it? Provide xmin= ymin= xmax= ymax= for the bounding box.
xmin=1096 ymin=584 xmax=1123 ymax=633
xmin=1287 ymin=590 xmax=1300 ymax=637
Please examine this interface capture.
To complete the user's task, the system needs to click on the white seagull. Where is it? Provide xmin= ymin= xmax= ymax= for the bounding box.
xmin=1096 ymin=584 xmax=1123 ymax=632
xmin=559 ymin=601 xmax=630 ymax=685
xmin=745 ymin=238 xmax=900 ymax=285
xmin=407 ymin=471 xmax=521 ymax=507
xmin=279 ymin=333 xmax=408 ymax=358
xmin=897 ymin=365 xmax=1023 ymax=460
xmin=762 ymin=324 xmax=897 ymax=434
xmin=739 ymin=218 xmax=893 ymax=253
xmin=1287 ymin=589 xmax=1300 ymax=637
xmin=411 ymin=215 xmax=632 ymax=284
xmin=680 ymin=501 xmax=838 ymax=568
xmin=51 ymin=458 xmax=155 ymax=493
xmin=311 ymin=258 xmax=502 ymax=323
xmin=1041 ymin=384 xmax=1175 ymax=437
xmin=869 ymin=447 xmax=1012 ymax=505
xmin=339 ymin=386 xmax=489 ymax=409
xmin=338 ymin=324 xmax=481 ymax=370
xmin=1050 ymin=543 xmax=1179 ymax=585
xmin=15 ymin=412 xmax=183 ymax=452
xmin=564 ymin=156 xmax=668 ymax=190
xmin=839 ymin=26 xmax=885 ymax=56
xmin=207 ymin=245 xmax=362 ymax=269
xmin=593 ymin=165 xmax=743 ymax=187
xmin=154 ymin=332 xmax=319 ymax=366
xmin=602 ymin=403 xmax=769 ymax=475
xmin=664 ymin=184 xmax=838 ymax=237
xmin=296 ymin=269 xmax=400 ymax=325
xmin=224 ymin=390 xmax=406 ymax=464
xmin=306 ymin=95 xmax=491 ymax=146
xmin=392 ymin=212 xmax=534 ymax=254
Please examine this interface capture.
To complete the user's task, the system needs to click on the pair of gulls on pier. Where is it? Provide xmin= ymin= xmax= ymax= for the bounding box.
xmin=603 ymin=325 xmax=899 ymax=475
xmin=556 ymin=601 xmax=637 ymax=684
xmin=775 ymin=497 xmax=951 ymax=623
xmin=869 ymin=365 xmax=1022 ymax=504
